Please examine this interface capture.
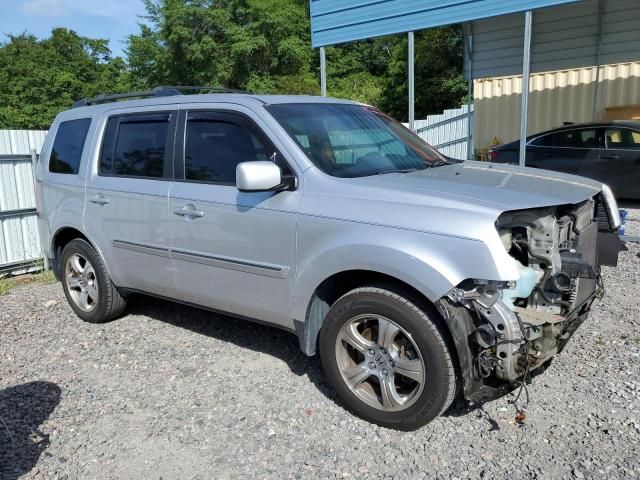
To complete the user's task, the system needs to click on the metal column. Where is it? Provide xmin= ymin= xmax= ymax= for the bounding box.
xmin=320 ymin=47 xmax=327 ymax=97
xmin=464 ymin=23 xmax=474 ymax=160
xmin=519 ymin=10 xmax=533 ymax=167
xmin=592 ymin=0 xmax=604 ymax=121
xmin=408 ymin=31 xmax=415 ymax=131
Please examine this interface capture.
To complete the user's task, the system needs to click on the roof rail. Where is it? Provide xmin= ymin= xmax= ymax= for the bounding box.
xmin=156 ymin=85 xmax=251 ymax=95
xmin=72 ymin=85 xmax=250 ymax=108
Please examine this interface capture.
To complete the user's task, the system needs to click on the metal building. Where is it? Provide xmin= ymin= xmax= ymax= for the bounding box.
xmin=310 ymin=0 xmax=640 ymax=164
xmin=467 ymin=0 xmax=640 ymax=153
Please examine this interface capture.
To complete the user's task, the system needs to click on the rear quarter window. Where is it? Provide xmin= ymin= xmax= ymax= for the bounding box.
xmin=48 ymin=118 xmax=92 ymax=174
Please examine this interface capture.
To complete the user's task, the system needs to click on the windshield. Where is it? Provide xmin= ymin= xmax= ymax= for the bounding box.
xmin=266 ymin=103 xmax=447 ymax=178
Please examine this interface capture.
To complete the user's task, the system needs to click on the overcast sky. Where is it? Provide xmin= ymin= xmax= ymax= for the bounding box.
xmin=0 ymin=0 xmax=147 ymax=57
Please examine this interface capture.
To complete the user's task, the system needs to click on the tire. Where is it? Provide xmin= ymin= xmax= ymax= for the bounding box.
xmin=60 ymin=238 xmax=127 ymax=323
xmin=319 ymin=286 xmax=456 ymax=430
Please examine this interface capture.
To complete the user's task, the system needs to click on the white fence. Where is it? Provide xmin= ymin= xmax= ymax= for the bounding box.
xmin=0 ymin=130 xmax=47 ymax=275
xmin=408 ymin=104 xmax=474 ymax=160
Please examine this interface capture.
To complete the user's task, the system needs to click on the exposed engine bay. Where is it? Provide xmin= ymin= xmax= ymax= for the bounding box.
xmin=444 ymin=194 xmax=626 ymax=396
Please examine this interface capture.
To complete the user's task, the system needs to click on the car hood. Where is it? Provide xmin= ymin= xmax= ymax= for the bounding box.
xmin=352 ymin=160 xmax=603 ymax=211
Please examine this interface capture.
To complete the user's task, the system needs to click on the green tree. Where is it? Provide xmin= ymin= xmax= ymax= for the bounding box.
xmin=379 ymin=26 xmax=468 ymax=121
xmin=128 ymin=2 xmax=467 ymax=119
xmin=0 ymin=28 xmax=130 ymax=129
xmin=127 ymin=0 xmax=316 ymax=93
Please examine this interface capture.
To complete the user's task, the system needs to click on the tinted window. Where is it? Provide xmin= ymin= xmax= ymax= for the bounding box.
xmin=185 ymin=114 xmax=273 ymax=183
xmin=100 ymin=113 xmax=171 ymax=178
xmin=49 ymin=119 xmax=91 ymax=174
xmin=532 ymin=129 xmax=598 ymax=148
xmin=267 ymin=104 xmax=445 ymax=178
xmin=605 ymin=128 xmax=640 ymax=150
xmin=530 ymin=133 xmax=553 ymax=147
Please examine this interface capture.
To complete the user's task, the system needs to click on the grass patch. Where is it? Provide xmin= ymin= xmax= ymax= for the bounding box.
xmin=0 ymin=269 xmax=57 ymax=295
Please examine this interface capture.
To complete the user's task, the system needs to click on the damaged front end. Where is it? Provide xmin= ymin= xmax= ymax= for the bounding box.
xmin=440 ymin=193 xmax=626 ymax=402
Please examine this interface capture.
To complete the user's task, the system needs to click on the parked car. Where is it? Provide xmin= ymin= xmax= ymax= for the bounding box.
xmin=37 ymin=87 xmax=624 ymax=430
xmin=488 ymin=121 xmax=640 ymax=199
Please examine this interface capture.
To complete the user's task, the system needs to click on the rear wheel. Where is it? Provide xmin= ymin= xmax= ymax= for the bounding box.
xmin=61 ymin=238 xmax=127 ymax=323
xmin=319 ymin=286 xmax=456 ymax=430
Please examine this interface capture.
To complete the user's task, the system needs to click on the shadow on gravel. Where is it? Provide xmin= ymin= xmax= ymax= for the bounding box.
xmin=0 ymin=381 xmax=61 ymax=480
xmin=128 ymin=295 xmax=337 ymax=399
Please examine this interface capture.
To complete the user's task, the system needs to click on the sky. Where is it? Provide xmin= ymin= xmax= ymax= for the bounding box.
xmin=0 ymin=0 xmax=148 ymax=57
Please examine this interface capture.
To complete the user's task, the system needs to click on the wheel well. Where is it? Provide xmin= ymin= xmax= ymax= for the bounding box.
xmin=51 ymin=227 xmax=90 ymax=279
xmin=297 ymin=269 xmax=465 ymax=399
xmin=299 ymin=270 xmax=456 ymax=356
xmin=313 ymin=270 xmax=428 ymax=311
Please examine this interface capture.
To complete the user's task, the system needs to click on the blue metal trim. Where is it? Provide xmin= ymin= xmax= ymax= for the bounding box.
xmin=310 ymin=0 xmax=581 ymax=47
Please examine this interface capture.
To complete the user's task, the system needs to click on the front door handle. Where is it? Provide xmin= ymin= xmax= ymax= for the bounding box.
xmin=599 ymin=154 xmax=619 ymax=160
xmin=174 ymin=206 xmax=204 ymax=218
xmin=89 ymin=194 xmax=110 ymax=205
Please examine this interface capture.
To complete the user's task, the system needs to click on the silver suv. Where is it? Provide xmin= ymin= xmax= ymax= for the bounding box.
xmin=36 ymin=87 xmax=624 ymax=430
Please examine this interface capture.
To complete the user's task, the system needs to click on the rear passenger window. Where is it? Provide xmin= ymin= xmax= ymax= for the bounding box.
xmin=553 ymin=129 xmax=597 ymax=148
xmin=49 ymin=118 xmax=91 ymax=174
xmin=605 ymin=128 xmax=640 ymax=150
xmin=100 ymin=113 xmax=171 ymax=178
xmin=184 ymin=113 xmax=273 ymax=184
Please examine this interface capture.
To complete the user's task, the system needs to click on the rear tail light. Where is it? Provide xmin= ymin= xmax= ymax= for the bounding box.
xmin=488 ymin=150 xmax=499 ymax=161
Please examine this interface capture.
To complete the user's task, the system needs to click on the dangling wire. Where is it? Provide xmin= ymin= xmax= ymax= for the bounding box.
xmin=508 ymin=314 xmax=532 ymax=424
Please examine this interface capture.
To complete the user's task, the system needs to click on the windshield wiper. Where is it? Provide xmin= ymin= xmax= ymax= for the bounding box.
xmin=370 ymin=168 xmax=420 ymax=176
xmin=428 ymin=160 xmax=448 ymax=168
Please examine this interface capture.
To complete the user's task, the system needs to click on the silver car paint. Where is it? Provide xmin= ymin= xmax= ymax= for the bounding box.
xmin=37 ymin=94 xmax=605 ymax=336
xmin=84 ymin=104 xmax=177 ymax=298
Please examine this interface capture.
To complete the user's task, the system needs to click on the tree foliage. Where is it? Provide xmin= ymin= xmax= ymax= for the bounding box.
xmin=0 ymin=1 xmax=468 ymax=128
xmin=0 ymin=28 xmax=129 ymax=129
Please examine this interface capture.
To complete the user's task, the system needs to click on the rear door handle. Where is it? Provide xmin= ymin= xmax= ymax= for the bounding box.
xmin=89 ymin=194 xmax=110 ymax=205
xmin=174 ymin=206 xmax=204 ymax=218
xmin=599 ymin=155 xmax=619 ymax=160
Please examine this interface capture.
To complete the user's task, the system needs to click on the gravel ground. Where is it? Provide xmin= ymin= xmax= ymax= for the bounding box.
xmin=1 ymin=205 xmax=639 ymax=480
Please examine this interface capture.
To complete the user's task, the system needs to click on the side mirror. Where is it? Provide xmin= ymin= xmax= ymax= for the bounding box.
xmin=236 ymin=161 xmax=283 ymax=192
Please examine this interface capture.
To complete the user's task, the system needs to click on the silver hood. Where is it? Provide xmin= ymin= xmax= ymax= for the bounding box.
xmin=355 ymin=161 xmax=603 ymax=212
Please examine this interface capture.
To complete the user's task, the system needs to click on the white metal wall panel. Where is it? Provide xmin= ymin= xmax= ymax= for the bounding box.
xmin=467 ymin=0 xmax=640 ymax=79
xmin=405 ymin=105 xmax=473 ymax=159
xmin=0 ymin=158 xmax=36 ymax=211
xmin=0 ymin=129 xmax=47 ymax=274
xmin=0 ymin=214 xmax=41 ymax=271
xmin=0 ymin=129 xmax=47 ymax=155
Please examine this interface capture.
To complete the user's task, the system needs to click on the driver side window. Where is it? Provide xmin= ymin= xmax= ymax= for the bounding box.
xmin=184 ymin=112 xmax=282 ymax=184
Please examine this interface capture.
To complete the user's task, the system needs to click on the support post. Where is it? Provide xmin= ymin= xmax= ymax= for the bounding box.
xmin=519 ymin=10 xmax=533 ymax=167
xmin=320 ymin=47 xmax=327 ymax=97
xmin=592 ymin=0 xmax=604 ymax=121
xmin=408 ymin=31 xmax=415 ymax=131
xmin=464 ymin=23 xmax=474 ymax=160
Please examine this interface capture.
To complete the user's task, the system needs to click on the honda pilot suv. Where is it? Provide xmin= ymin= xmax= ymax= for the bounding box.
xmin=36 ymin=87 xmax=624 ymax=430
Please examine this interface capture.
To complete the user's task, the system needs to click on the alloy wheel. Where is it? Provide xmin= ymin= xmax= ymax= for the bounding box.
xmin=335 ymin=314 xmax=426 ymax=412
xmin=65 ymin=253 xmax=99 ymax=312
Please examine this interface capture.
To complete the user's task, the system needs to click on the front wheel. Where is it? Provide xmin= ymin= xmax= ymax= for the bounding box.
xmin=319 ymin=286 xmax=456 ymax=430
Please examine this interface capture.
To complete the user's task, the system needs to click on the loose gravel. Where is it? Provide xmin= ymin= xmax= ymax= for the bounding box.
xmin=1 ymin=205 xmax=639 ymax=480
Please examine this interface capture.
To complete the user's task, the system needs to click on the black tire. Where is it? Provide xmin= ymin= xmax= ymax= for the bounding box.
xmin=60 ymin=238 xmax=127 ymax=323
xmin=319 ymin=286 xmax=456 ymax=430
